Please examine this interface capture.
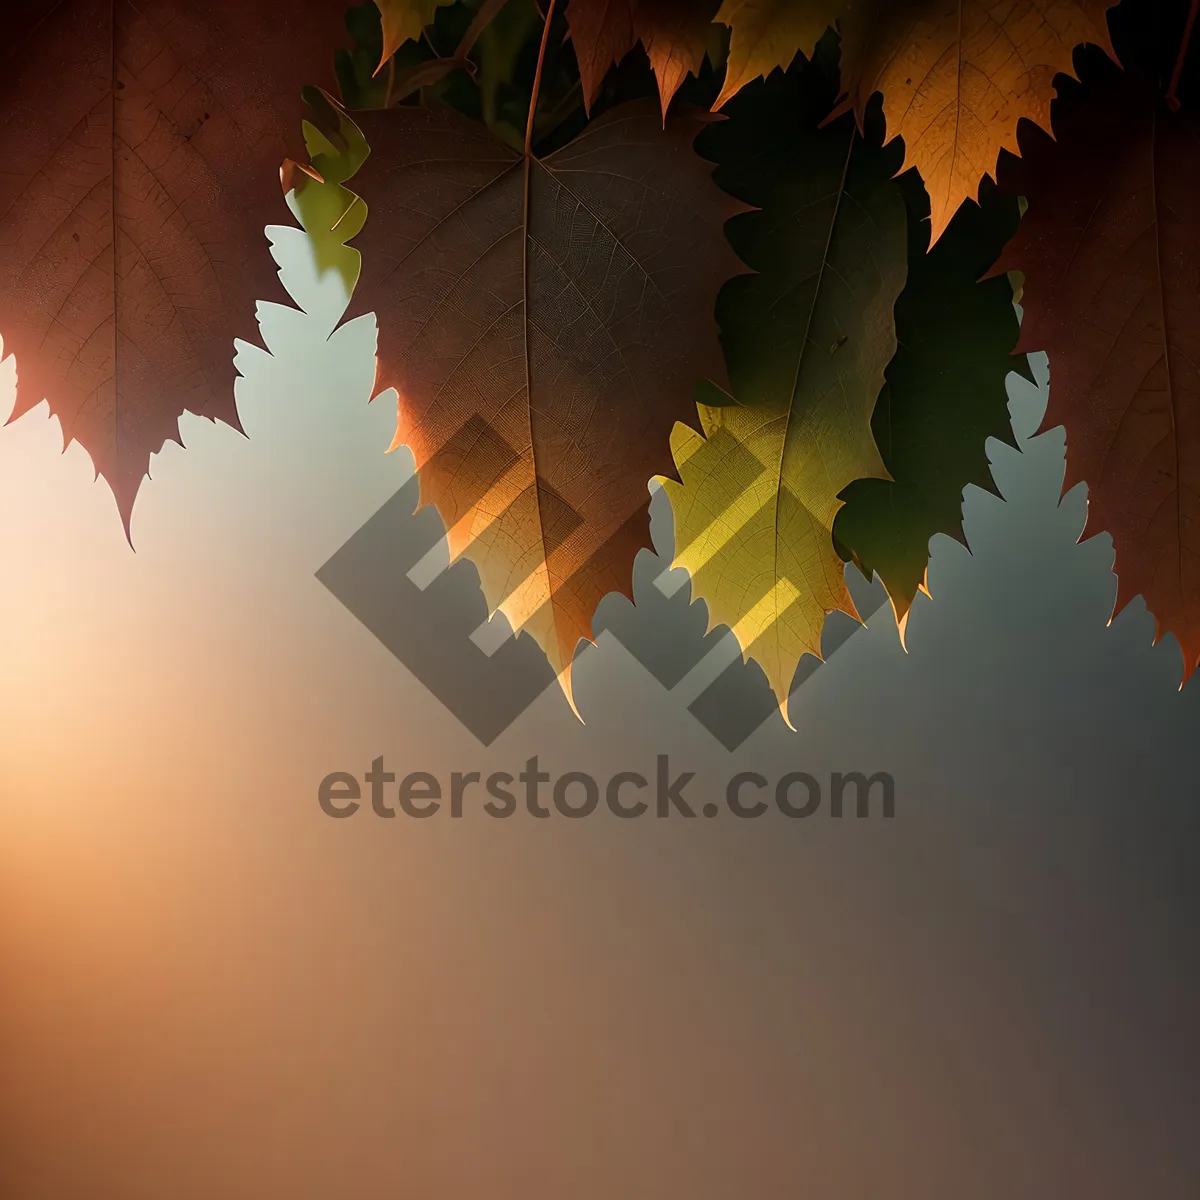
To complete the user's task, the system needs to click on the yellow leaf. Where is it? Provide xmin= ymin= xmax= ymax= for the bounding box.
xmin=374 ymin=0 xmax=456 ymax=69
xmin=666 ymin=406 xmax=864 ymax=715
xmin=663 ymin=87 xmax=908 ymax=715
xmin=713 ymin=0 xmax=839 ymax=109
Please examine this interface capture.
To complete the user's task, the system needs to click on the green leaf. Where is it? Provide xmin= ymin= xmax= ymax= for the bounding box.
xmin=665 ymin=52 xmax=908 ymax=711
xmin=832 ymin=175 xmax=1033 ymax=636
xmin=286 ymin=89 xmax=370 ymax=295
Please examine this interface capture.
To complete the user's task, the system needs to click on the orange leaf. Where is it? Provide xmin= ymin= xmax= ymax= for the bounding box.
xmin=839 ymin=0 xmax=1119 ymax=245
xmin=343 ymin=100 xmax=744 ymax=701
xmin=0 ymin=0 xmax=344 ymax=532
xmin=992 ymin=68 xmax=1200 ymax=682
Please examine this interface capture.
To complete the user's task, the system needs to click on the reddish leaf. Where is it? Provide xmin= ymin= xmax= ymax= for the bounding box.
xmin=993 ymin=68 xmax=1200 ymax=680
xmin=342 ymin=99 xmax=743 ymax=699
xmin=566 ymin=0 xmax=721 ymax=118
xmin=0 ymin=1 xmax=343 ymax=531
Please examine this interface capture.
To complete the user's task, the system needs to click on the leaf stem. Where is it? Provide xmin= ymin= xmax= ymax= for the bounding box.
xmin=1167 ymin=0 xmax=1198 ymax=111
xmin=526 ymin=0 xmax=559 ymax=158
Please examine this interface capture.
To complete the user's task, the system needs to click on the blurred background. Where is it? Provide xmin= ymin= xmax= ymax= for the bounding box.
xmin=3 ymin=78 xmax=1200 ymax=1200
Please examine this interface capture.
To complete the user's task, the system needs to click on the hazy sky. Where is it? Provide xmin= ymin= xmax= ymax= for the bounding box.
xmin=1 ymin=195 xmax=1198 ymax=1198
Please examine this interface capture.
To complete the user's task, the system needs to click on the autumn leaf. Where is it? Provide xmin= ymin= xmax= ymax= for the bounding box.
xmin=833 ymin=177 xmax=1031 ymax=639
xmin=663 ymin=63 xmax=907 ymax=712
xmin=285 ymin=89 xmax=371 ymax=300
xmin=0 ymin=0 xmax=344 ymax=531
xmin=337 ymin=1 xmax=434 ymax=109
xmin=712 ymin=0 xmax=838 ymax=108
xmin=837 ymin=0 xmax=1119 ymax=245
xmin=374 ymin=0 xmax=457 ymax=69
xmin=991 ymin=63 xmax=1200 ymax=682
xmin=565 ymin=0 xmax=722 ymax=118
xmin=337 ymin=98 xmax=743 ymax=702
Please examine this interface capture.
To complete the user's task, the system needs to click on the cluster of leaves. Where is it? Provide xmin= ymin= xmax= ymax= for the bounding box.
xmin=1 ymin=0 xmax=1198 ymax=713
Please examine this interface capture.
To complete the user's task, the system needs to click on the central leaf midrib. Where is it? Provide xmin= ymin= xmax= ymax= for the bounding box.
xmin=770 ymin=123 xmax=859 ymax=595
xmin=518 ymin=154 xmax=679 ymax=632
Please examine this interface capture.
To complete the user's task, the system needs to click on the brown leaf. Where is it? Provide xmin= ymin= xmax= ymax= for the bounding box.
xmin=343 ymin=99 xmax=744 ymax=699
xmin=0 ymin=1 xmax=343 ymax=531
xmin=566 ymin=0 xmax=721 ymax=118
xmin=992 ymin=68 xmax=1200 ymax=681
xmin=838 ymin=0 xmax=1118 ymax=245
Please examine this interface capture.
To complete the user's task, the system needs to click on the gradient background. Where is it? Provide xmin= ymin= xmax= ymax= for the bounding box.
xmin=1 ymin=193 xmax=1199 ymax=1198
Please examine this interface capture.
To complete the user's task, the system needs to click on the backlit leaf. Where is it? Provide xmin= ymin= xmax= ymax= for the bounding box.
xmin=992 ymin=63 xmax=1200 ymax=682
xmin=838 ymin=0 xmax=1119 ymax=245
xmin=338 ymin=98 xmax=744 ymax=702
xmin=0 ymin=0 xmax=344 ymax=531
xmin=664 ymin=63 xmax=907 ymax=712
